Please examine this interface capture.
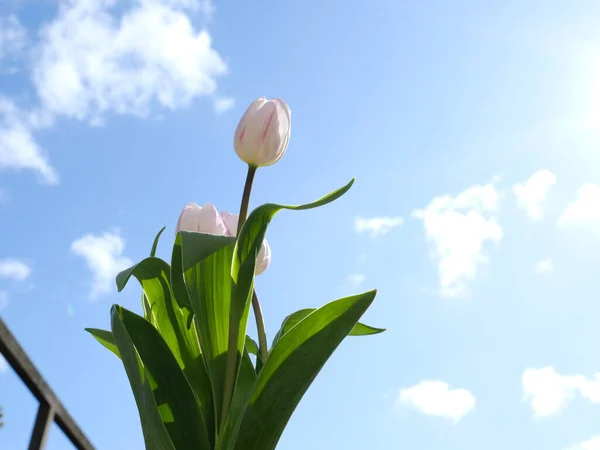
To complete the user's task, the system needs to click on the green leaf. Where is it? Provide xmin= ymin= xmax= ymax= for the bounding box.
xmin=230 ymin=290 xmax=377 ymax=450
xmin=140 ymin=227 xmax=167 ymax=322
xmin=115 ymin=256 xmax=214 ymax=444
xmin=222 ymin=179 xmax=355 ymax=424
xmin=150 ymin=226 xmax=167 ymax=257
xmin=179 ymin=231 xmax=237 ymax=429
xmin=271 ymin=308 xmax=385 ymax=346
xmin=85 ymin=328 xmax=120 ymax=359
xmin=171 ymin=234 xmax=192 ymax=310
xmin=245 ymin=336 xmax=259 ymax=357
xmin=244 ymin=335 xmax=264 ymax=373
xmin=112 ymin=305 xmax=210 ymax=450
xmin=350 ymin=321 xmax=386 ymax=336
xmin=110 ymin=305 xmax=176 ymax=450
xmin=116 ymin=258 xmax=191 ymax=367
xmin=217 ymin=349 xmax=257 ymax=450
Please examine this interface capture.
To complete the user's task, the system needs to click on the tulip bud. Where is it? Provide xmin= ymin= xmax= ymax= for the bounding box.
xmin=175 ymin=203 xmax=228 ymax=235
xmin=234 ymin=97 xmax=291 ymax=167
xmin=221 ymin=211 xmax=271 ymax=275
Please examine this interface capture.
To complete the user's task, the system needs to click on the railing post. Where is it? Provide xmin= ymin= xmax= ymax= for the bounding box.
xmin=0 ymin=318 xmax=95 ymax=449
xmin=28 ymin=401 xmax=54 ymax=450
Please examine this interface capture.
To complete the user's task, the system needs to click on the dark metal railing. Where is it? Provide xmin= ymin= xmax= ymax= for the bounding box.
xmin=0 ymin=318 xmax=94 ymax=450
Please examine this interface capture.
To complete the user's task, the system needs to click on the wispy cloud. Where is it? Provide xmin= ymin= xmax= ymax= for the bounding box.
xmin=513 ymin=169 xmax=556 ymax=220
xmin=0 ymin=258 xmax=31 ymax=281
xmin=413 ymin=182 xmax=502 ymax=297
xmin=0 ymin=97 xmax=59 ymax=184
xmin=354 ymin=216 xmax=403 ymax=238
xmin=535 ymin=259 xmax=553 ymax=274
xmin=397 ymin=380 xmax=476 ymax=422
xmin=213 ymin=96 xmax=235 ymax=114
xmin=523 ymin=367 xmax=600 ymax=418
xmin=345 ymin=273 xmax=366 ymax=290
xmin=0 ymin=0 xmax=227 ymax=183
xmin=71 ymin=230 xmax=132 ymax=300
xmin=566 ymin=435 xmax=600 ymax=450
xmin=34 ymin=0 xmax=227 ymax=122
xmin=558 ymin=183 xmax=600 ymax=228
xmin=0 ymin=15 xmax=26 ymax=64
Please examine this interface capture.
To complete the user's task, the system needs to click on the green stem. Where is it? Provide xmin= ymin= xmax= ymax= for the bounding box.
xmin=252 ymin=291 xmax=268 ymax=363
xmin=237 ymin=165 xmax=256 ymax=227
xmin=236 ymin=166 xmax=268 ymax=362
xmin=220 ymin=165 xmax=260 ymax=429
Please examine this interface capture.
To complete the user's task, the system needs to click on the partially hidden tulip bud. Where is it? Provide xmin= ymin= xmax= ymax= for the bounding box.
xmin=234 ymin=97 xmax=291 ymax=167
xmin=176 ymin=203 xmax=228 ymax=235
xmin=221 ymin=211 xmax=271 ymax=275
xmin=176 ymin=204 xmax=271 ymax=275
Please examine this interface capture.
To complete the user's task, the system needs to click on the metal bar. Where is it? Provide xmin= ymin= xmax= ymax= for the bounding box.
xmin=28 ymin=401 xmax=54 ymax=450
xmin=0 ymin=318 xmax=95 ymax=449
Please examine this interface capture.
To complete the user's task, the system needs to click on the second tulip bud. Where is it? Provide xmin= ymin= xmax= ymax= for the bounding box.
xmin=176 ymin=203 xmax=271 ymax=275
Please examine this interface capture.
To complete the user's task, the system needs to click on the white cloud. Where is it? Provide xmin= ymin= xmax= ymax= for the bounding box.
xmin=413 ymin=182 xmax=502 ymax=297
xmin=33 ymin=0 xmax=227 ymax=122
xmin=523 ymin=367 xmax=600 ymax=417
xmin=535 ymin=259 xmax=553 ymax=274
xmin=354 ymin=216 xmax=403 ymax=237
xmin=558 ymin=183 xmax=600 ymax=228
xmin=0 ymin=97 xmax=59 ymax=184
xmin=513 ymin=169 xmax=556 ymax=220
xmin=0 ymin=15 xmax=26 ymax=63
xmin=397 ymin=380 xmax=476 ymax=422
xmin=345 ymin=274 xmax=366 ymax=289
xmin=0 ymin=258 xmax=31 ymax=281
xmin=71 ymin=230 xmax=132 ymax=299
xmin=0 ymin=354 xmax=8 ymax=374
xmin=213 ymin=96 xmax=235 ymax=114
xmin=567 ymin=436 xmax=600 ymax=450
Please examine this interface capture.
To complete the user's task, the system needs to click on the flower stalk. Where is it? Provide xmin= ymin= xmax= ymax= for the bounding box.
xmin=235 ymin=165 xmax=268 ymax=362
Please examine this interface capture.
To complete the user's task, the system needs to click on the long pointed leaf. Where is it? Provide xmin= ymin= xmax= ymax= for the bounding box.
xmin=115 ymin=256 xmax=214 ymax=443
xmin=171 ymin=234 xmax=192 ymax=310
xmin=271 ymin=308 xmax=385 ymax=346
xmin=113 ymin=305 xmax=210 ymax=449
xmin=150 ymin=226 xmax=167 ymax=257
xmin=179 ymin=231 xmax=237 ymax=429
xmin=85 ymin=328 xmax=120 ymax=359
xmin=222 ymin=179 xmax=355 ymax=424
xmin=110 ymin=306 xmax=176 ymax=450
xmin=231 ymin=290 xmax=377 ymax=450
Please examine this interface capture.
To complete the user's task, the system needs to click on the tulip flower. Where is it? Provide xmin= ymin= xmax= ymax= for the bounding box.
xmin=221 ymin=211 xmax=271 ymax=275
xmin=176 ymin=203 xmax=271 ymax=275
xmin=176 ymin=203 xmax=228 ymax=235
xmin=234 ymin=97 xmax=291 ymax=167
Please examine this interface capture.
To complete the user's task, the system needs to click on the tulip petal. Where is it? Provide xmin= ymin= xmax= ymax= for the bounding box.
xmin=221 ymin=211 xmax=239 ymax=237
xmin=255 ymin=239 xmax=271 ymax=275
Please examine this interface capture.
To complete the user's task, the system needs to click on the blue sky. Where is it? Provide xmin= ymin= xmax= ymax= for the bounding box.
xmin=1 ymin=0 xmax=600 ymax=449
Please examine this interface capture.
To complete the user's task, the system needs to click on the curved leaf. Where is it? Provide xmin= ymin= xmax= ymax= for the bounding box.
xmin=171 ymin=234 xmax=192 ymax=310
xmin=85 ymin=328 xmax=120 ymax=359
xmin=178 ymin=231 xmax=237 ymax=430
xmin=115 ymin=256 xmax=214 ymax=444
xmin=230 ymin=290 xmax=377 ymax=450
xmin=222 ymin=179 xmax=355 ymax=425
xmin=110 ymin=306 xmax=175 ymax=450
xmin=245 ymin=336 xmax=259 ymax=357
xmin=271 ymin=308 xmax=385 ymax=346
xmin=150 ymin=226 xmax=167 ymax=257
xmin=112 ymin=305 xmax=210 ymax=449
